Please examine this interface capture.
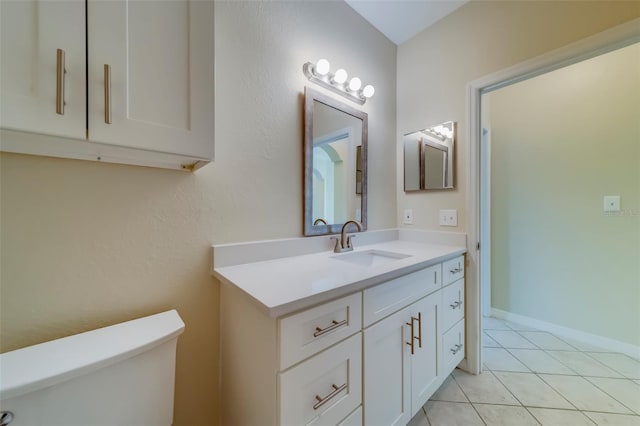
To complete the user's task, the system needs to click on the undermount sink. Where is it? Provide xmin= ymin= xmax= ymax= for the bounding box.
xmin=331 ymin=249 xmax=411 ymax=267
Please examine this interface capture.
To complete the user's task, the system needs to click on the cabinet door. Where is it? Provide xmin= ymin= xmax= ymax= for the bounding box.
xmin=0 ymin=0 xmax=86 ymax=139
xmin=87 ymin=0 xmax=214 ymax=159
xmin=409 ymin=292 xmax=440 ymax=416
xmin=363 ymin=306 xmax=411 ymax=426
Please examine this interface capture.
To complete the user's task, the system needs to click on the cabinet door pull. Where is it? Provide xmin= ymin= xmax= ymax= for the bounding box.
xmin=56 ymin=49 xmax=65 ymax=115
xmin=313 ymin=383 xmax=347 ymax=410
xmin=450 ymin=343 xmax=463 ymax=355
xmin=406 ymin=313 xmax=421 ymax=354
xmin=449 ymin=300 xmax=462 ymax=309
xmin=104 ymin=64 xmax=112 ymax=124
xmin=406 ymin=317 xmax=415 ymax=354
xmin=416 ymin=312 xmax=422 ymax=348
xmin=313 ymin=319 xmax=347 ymax=337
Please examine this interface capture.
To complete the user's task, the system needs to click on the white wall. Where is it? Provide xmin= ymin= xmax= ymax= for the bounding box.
xmin=397 ymin=0 xmax=639 ymax=232
xmin=0 ymin=2 xmax=397 ymax=425
xmin=396 ymin=1 xmax=639 ymax=348
xmin=488 ymin=43 xmax=640 ymax=346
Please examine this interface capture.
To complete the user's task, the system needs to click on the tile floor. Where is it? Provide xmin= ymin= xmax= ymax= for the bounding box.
xmin=408 ymin=317 xmax=640 ymax=426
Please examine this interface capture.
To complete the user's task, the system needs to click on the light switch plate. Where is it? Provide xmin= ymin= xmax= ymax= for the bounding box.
xmin=403 ymin=209 xmax=413 ymax=225
xmin=603 ymin=196 xmax=621 ymax=212
xmin=439 ymin=209 xmax=457 ymax=226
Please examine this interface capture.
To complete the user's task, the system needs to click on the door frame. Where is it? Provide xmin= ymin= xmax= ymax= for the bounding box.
xmin=464 ymin=18 xmax=640 ymax=375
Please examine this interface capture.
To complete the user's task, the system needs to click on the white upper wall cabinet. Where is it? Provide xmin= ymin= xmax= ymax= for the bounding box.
xmin=87 ymin=0 xmax=214 ymax=159
xmin=0 ymin=0 xmax=86 ymax=140
xmin=0 ymin=0 xmax=214 ymax=170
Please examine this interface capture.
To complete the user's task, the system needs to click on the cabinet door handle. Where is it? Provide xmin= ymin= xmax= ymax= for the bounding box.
xmin=406 ymin=313 xmax=421 ymax=354
xmin=104 ymin=64 xmax=112 ymax=124
xmin=450 ymin=343 xmax=463 ymax=355
xmin=313 ymin=319 xmax=347 ymax=337
xmin=313 ymin=383 xmax=347 ymax=410
xmin=416 ymin=312 xmax=422 ymax=349
xmin=449 ymin=300 xmax=462 ymax=309
xmin=56 ymin=49 xmax=65 ymax=115
xmin=406 ymin=317 xmax=415 ymax=355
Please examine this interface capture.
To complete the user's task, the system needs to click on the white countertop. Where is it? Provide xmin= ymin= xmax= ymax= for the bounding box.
xmin=213 ymin=231 xmax=466 ymax=317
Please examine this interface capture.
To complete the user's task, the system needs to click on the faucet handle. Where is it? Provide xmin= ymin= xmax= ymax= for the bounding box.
xmin=330 ymin=236 xmax=341 ymax=252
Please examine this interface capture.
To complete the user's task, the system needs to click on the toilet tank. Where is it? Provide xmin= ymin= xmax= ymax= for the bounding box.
xmin=0 ymin=310 xmax=185 ymax=426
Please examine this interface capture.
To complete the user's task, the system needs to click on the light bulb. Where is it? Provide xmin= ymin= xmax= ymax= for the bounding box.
xmin=362 ymin=85 xmax=375 ymax=98
xmin=315 ymin=58 xmax=330 ymax=76
xmin=333 ymin=69 xmax=348 ymax=84
xmin=349 ymin=77 xmax=362 ymax=91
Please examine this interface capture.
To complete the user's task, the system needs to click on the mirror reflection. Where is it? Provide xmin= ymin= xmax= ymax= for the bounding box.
xmin=404 ymin=121 xmax=456 ymax=191
xmin=304 ymin=87 xmax=367 ymax=236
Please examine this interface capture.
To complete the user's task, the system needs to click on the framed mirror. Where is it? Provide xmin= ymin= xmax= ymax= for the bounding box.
xmin=404 ymin=121 xmax=456 ymax=191
xmin=304 ymin=87 xmax=368 ymax=236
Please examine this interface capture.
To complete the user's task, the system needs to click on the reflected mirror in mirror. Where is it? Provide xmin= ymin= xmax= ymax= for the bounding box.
xmin=404 ymin=121 xmax=456 ymax=191
xmin=304 ymin=87 xmax=368 ymax=236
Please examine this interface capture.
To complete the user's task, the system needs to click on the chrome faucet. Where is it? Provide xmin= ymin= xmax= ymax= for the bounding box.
xmin=331 ymin=220 xmax=363 ymax=253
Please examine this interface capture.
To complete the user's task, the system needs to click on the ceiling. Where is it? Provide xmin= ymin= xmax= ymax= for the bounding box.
xmin=345 ymin=0 xmax=469 ymax=45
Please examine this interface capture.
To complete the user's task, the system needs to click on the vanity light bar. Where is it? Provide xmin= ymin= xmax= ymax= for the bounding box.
xmin=303 ymin=59 xmax=375 ymax=105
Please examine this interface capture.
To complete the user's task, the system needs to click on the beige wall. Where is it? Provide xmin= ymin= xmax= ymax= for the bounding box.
xmin=397 ymin=0 xmax=640 ymax=231
xmin=488 ymin=43 xmax=640 ymax=346
xmin=0 ymin=2 xmax=396 ymax=425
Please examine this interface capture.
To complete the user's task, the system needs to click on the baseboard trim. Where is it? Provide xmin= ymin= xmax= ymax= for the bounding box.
xmin=490 ymin=308 xmax=640 ymax=359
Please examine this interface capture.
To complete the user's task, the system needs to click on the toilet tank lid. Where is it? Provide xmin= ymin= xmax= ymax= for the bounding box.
xmin=0 ymin=309 xmax=185 ymax=401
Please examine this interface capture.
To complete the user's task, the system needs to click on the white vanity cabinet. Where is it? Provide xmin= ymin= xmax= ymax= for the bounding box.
xmin=0 ymin=0 xmax=214 ymax=170
xmin=363 ymin=291 xmax=440 ymax=426
xmin=220 ymin=288 xmax=363 ymax=426
xmin=440 ymin=255 xmax=466 ymax=375
xmin=219 ymin=251 xmax=466 ymax=426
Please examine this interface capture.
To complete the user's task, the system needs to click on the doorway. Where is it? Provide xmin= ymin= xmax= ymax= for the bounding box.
xmin=466 ymin=20 xmax=640 ymax=374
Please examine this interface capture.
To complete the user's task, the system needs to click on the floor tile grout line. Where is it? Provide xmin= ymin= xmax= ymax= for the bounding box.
xmin=420 ymin=406 xmax=431 ymax=426
xmin=449 ymin=372 xmax=490 ymax=425
xmin=503 ymin=346 xmax=581 ymax=376
xmin=581 ymin=350 xmax=640 ymax=379
xmin=530 ymin=371 xmax=581 ymax=412
xmin=485 ymin=328 xmax=542 ymax=350
xmin=521 ymin=405 xmax=544 ymax=425
xmin=482 ymin=369 xmax=528 ymax=408
xmin=532 ymin=371 xmax=639 ymax=415
xmin=583 ymin=376 xmax=640 ymax=416
xmin=543 ymin=349 xmax=625 ymax=378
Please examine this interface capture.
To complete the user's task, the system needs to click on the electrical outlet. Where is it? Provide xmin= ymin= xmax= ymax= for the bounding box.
xmin=403 ymin=209 xmax=413 ymax=225
xmin=439 ymin=209 xmax=457 ymax=226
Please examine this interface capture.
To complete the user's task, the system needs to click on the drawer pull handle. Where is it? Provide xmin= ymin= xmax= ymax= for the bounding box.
xmin=104 ymin=64 xmax=112 ymax=124
xmin=449 ymin=300 xmax=463 ymax=309
xmin=314 ymin=319 xmax=347 ymax=337
xmin=450 ymin=267 xmax=462 ymax=274
xmin=56 ymin=49 xmax=66 ymax=115
xmin=406 ymin=312 xmax=421 ymax=355
xmin=450 ymin=343 xmax=463 ymax=355
xmin=313 ymin=383 xmax=347 ymax=410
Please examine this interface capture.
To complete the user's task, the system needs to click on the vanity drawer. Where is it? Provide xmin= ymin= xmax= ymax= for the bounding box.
xmin=280 ymin=293 xmax=361 ymax=370
xmin=443 ymin=255 xmax=465 ymax=286
xmin=279 ymin=333 xmax=362 ymax=426
xmin=442 ymin=279 xmax=464 ymax=332
xmin=338 ymin=406 xmax=362 ymax=426
xmin=363 ymin=264 xmax=441 ymax=327
xmin=441 ymin=318 xmax=465 ymax=374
